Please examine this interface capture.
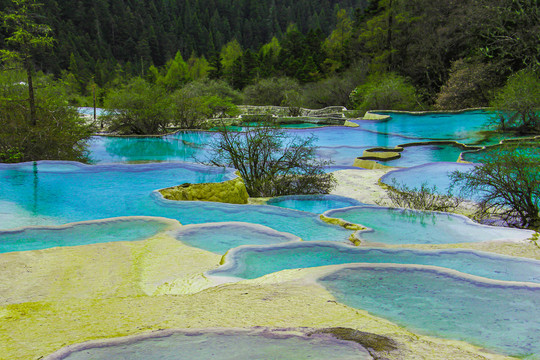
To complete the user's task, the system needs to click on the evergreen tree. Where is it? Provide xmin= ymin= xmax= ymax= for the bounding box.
xmin=1 ymin=0 xmax=54 ymax=125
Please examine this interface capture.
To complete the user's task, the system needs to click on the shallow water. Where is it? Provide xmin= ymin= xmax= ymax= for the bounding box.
xmin=0 ymin=218 xmax=174 ymax=254
xmin=319 ymin=266 xmax=540 ymax=357
xmin=55 ymin=330 xmax=372 ymax=360
xmin=381 ymin=144 xmax=466 ymax=166
xmin=3 ymin=111 xmax=538 ymax=358
xmin=358 ymin=110 xmax=494 ymax=143
xmin=324 ymin=206 xmax=532 ymax=244
xmin=267 ymin=195 xmax=365 ymax=213
xmin=87 ymin=111 xmax=525 ymax=167
xmin=0 ymin=161 xmax=352 ymax=246
xmin=173 ymin=223 xmax=300 ymax=254
xmin=380 ymin=162 xmax=476 ymax=195
xmin=209 ymin=242 xmax=540 ymax=283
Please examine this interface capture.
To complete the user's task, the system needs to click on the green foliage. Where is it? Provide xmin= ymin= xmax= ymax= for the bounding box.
xmin=200 ymin=95 xmax=239 ymax=119
xmin=104 ymin=78 xmax=173 ymax=135
xmin=243 ymin=77 xmax=301 ymax=106
xmin=350 ymin=73 xmax=418 ymax=111
xmin=207 ymin=118 xmax=336 ymax=197
xmin=0 ymin=69 xmax=93 ymax=162
xmin=477 ymin=0 xmax=539 ymax=73
xmin=451 ymin=141 xmax=540 ymax=229
xmin=156 ymin=52 xmax=191 ymax=92
xmin=435 ymin=60 xmax=500 ymax=110
xmin=302 ymin=62 xmax=368 ymax=108
xmin=187 ymin=54 xmax=210 ymax=80
xmin=1 ymin=0 xmax=54 ymax=125
xmin=378 ymin=179 xmax=463 ymax=212
xmin=1 ymin=0 xmax=534 ymax=112
xmin=181 ymin=79 xmax=242 ymax=104
xmin=490 ymin=69 xmax=540 ymax=134
xmin=0 ymin=0 xmax=54 ymax=64
xmin=323 ymin=9 xmax=354 ymax=69
xmin=220 ymin=39 xmax=243 ymax=76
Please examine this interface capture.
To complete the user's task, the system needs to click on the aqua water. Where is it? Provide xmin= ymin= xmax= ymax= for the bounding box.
xmin=0 ymin=162 xmax=352 ymax=245
xmin=380 ymin=162 xmax=476 ymax=195
xmin=173 ymin=222 xmax=300 ymax=254
xmin=381 ymin=144 xmax=466 ymax=167
xmin=0 ymin=218 xmax=173 ymax=254
xmin=266 ymin=194 xmax=365 ymax=213
xmin=324 ymin=206 xmax=532 ymax=244
xmin=358 ymin=110 xmax=495 ymax=143
xmin=318 ymin=266 xmax=540 ymax=357
xmin=209 ymin=242 xmax=540 ymax=283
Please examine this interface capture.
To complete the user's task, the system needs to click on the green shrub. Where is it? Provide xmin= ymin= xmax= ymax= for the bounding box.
xmin=452 ymin=141 xmax=540 ymax=229
xmin=207 ymin=119 xmax=335 ymax=197
xmin=0 ymin=71 xmax=93 ymax=162
xmin=490 ymin=69 xmax=540 ymax=134
xmin=243 ymin=77 xmax=301 ymax=106
xmin=104 ymin=78 xmax=173 ymax=134
xmin=378 ymin=179 xmax=463 ymax=212
xmin=350 ymin=73 xmax=418 ymax=112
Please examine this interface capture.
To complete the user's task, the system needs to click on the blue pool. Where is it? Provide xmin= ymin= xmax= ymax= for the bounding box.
xmin=380 ymin=144 xmax=467 ymax=167
xmin=267 ymin=194 xmax=365 ymax=213
xmin=380 ymin=162 xmax=476 ymax=195
xmin=318 ymin=265 xmax=540 ymax=357
xmin=209 ymin=242 xmax=540 ymax=283
xmin=0 ymin=217 xmax=176 ymax=254
xmin=173 ymin=222 xmax=301 ymax=254
xmin=324 ymin=206 xmax=533 ymax=245
xmin=357 ymin=110 xmax=498 ymax=144
xmin=87 ymin=110 xmax=531 ymax=168
xmin=0 ymin=161 xmax=352 ymax=242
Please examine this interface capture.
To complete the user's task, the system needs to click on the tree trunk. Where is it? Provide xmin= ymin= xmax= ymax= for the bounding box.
xmin=387 ymin=0 xmax=393 ymax=70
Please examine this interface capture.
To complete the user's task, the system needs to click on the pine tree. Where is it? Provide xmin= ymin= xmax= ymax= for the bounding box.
xmin=0 ymin=0 xmax=54 ymax=125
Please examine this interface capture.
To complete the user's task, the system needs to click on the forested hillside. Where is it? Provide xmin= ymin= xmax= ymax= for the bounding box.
xmin=0 ymin=0 xmax=538 ymax=108
xmin=0 ymin=0 xmax=367 ymax=76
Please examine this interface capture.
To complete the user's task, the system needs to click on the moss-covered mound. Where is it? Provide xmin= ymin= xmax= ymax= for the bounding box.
xmin=160 ymin=176 xmax=249 ymax=204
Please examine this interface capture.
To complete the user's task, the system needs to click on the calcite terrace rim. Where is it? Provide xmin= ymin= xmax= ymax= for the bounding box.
xmin=152 ymin=189 xmax=353 ymax=219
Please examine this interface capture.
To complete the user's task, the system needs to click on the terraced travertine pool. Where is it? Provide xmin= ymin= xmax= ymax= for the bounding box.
xmin=2 ymin=110 xmax=539 ymax=359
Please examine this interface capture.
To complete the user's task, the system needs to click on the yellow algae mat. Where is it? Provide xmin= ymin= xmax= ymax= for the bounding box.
xmin=0 ymin=233 xmax=519 ymax=360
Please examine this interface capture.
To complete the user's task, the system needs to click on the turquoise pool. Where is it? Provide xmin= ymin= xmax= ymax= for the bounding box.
xmin=88 ymin=111 xmax=529 ymax=167
xmin=0 ymin=161 xmax=352 ymax=243
xmin=209 ymin=242 xmax=540 ymax=283
xmin=78 ymin=107 xmax=106 ymax=117
xmin=267 ymin=195 xmax=365 ymax=213
xmin=0 ymin=217 xmax=175 ymax=254
xmin=461 ymin=139 xmax=540 ymax=163
xmin=324 ymin=206 xmax=533 ymax=245
xmin=318 ymin=265 xmax=540 ymax=357
xmin=380 ymin=162 xmax=476 ymax=196
xmin=380 ymin=144 xmax=467 ymax=167
xmin=358 ymin=110 xmax=499 ymax=144
xmin=173 ymin=222 xmax=300 ymax=254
